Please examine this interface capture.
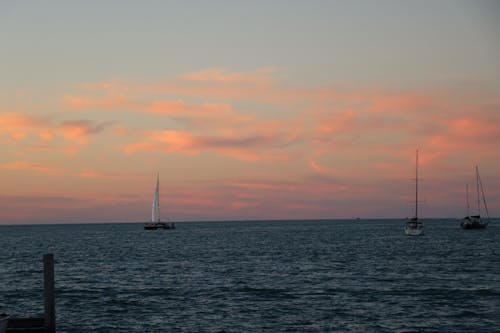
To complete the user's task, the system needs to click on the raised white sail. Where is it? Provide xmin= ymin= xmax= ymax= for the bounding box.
xmin=144 ymin=173 xmax=175 ymax=230
xmin=152 ymin=173 xmax=160 ymax=223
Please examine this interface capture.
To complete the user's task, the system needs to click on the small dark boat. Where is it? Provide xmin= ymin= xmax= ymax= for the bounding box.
xmin=460 ymin=166 xmax=489 ymax=230
xmin=144 ymin=222 xmax=175 ymax=230
xmin=461 ymin=215 xmax=487 ymax=229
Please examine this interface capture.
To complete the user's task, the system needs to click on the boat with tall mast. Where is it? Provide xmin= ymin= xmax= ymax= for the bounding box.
xmin=405 ymin=149 xmax=424 ymax=236
xmin=460 ymin=166 xmax=489 ymax=229
xmin=144 ymin=173 xmax=175 ymax=230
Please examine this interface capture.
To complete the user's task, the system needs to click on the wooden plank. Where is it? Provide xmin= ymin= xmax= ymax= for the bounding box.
xmin=43 ymin=254 xmax=55 ymax=333
xmin=6 ymin=254 xmax=56 ymax=333
xmin=7 ymin=317 xmax=45 ymax=332
xmin=6 ymin=318 xmax=44 ymax=328
xmin=7 ymin=328 xmax=46 ymax=333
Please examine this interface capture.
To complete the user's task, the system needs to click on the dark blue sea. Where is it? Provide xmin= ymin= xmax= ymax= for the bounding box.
xmin=1 ymin=219 xmax=499 ymax=332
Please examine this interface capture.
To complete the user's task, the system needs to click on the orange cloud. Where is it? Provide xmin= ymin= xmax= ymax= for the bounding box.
xmin=0 ymin=161 xmax=59 ymax=174
xmin=178 ymin=67 xmax=279 ymax=86
xmin=308 ymin=159 xmax=336 ymax=175
xmin=144 ymin=100 xmax=233 ymax=117
xmin=58 ymin=120 xmax=110 ymax=142
xmin=72 ymin=68 xmax=284 ymax=103
xmin=425 ymin=116 xmax=500 ymax=159
xmin=369 ymin=91 xmax=434 ymax=113
xmin=0 ymin=112 xmax=111 ymax=154
xmin=448 ymin=117 xmax=499 ymax=138
xmin=0 ymin=112 xmax=52 ymax=142
xmin=78 ymin=170 xmax=135 ymax=179
xmin=122 ymin=129 xmax=291 ymax=161
xmin=62 ymin=94 xmax=135 ymax=110
xmin=316 ymin=109 xmax=358 ymax=134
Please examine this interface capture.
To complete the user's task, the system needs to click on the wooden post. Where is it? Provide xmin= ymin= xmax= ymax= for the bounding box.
xmin=43 ymin=254 xmax=56 ymax=333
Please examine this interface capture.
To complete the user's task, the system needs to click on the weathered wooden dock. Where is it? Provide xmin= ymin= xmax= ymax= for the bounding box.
xmin=6 ymin=254 xmax=56 ymax=333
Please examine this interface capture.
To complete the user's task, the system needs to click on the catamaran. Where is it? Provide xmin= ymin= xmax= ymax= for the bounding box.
xmin=405 ymin=150 xmax=424 ymax=236
xmin=460 ymin=166 xmax=489 ymax=229
xmin=144 ymin=173 xmax=175 ymax=230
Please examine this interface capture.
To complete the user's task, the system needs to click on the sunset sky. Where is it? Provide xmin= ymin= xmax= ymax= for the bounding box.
xmin=1 ymin=1 xmax=500 ymax=224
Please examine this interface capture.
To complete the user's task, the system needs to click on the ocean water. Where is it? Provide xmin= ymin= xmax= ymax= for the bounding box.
xmin=1 ymin=219 xmax=499 ymax=333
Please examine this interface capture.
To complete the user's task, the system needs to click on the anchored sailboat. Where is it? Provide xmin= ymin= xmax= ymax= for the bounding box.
xmin=144 ymin=173 xmax=175 ymax=230
xmin=460 ymin=166 xmax=489 ymax=229
xmin=405 ymin=149 xmax=424 ymax=236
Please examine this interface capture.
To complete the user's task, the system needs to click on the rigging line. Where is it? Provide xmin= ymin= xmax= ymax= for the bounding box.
xmin=477 ymin=168 xmax=490 ymax=219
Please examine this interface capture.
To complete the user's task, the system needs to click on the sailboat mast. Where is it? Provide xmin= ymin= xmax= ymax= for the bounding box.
xmin=156 ymin=172 xmax=160 ymax=222
xmin=466 ymin=184 xmax=470 ymax=218
xmin=415 ymin=149 xmax=419 ymax=219
xmin=476 ymin=166 xmax=480 ymax=216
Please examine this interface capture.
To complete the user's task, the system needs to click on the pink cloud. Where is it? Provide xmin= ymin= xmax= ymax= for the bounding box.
xmin=58 ymin=120 xmax=109 ymax=142
xmin=369 ymin=91 xmax=434 ymax=113
xmin=0 ymin=112 xmax=52 ymax=142
xmin=315 ymin=109 xmax=358 ymax=134
xmin=178 ymin=67 xmax=279 ymax=86
xmin=144 ymin=100 xmax=234 ymax=118
xmin=73 ymin=68 xmax=284 ymax=103
xmin=0 ymin=161 xmax=59 ymax=174
xmin=62 ymin=94 xmax=135 ymax=110
xmin=0 ymin=112 xmax=111 ymax=154
xmin=78 ymin=170 xmax=136 ymax=179
xmin=121 ymin=128 xmax=294 ymax=161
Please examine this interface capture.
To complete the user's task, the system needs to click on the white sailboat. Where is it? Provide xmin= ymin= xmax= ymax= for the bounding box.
xmin=144 ymin=173 xmax=175 ymax=230
xmin=460 ymin=166 xmax=489 ymax=229
xmin=405 ymin=149 xmax=424 ymax=236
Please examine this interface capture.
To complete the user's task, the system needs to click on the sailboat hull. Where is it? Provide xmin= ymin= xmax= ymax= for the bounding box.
xmin=404 ymin=225 xmax=424 ymax=236
xmin=404 ymin=226 xmax=424 ymax=236
xmin=460 ymin=217 xmax=487 ymax=229
xmin=405 ymin=218 xmax=424 ymax=236
xmin=144 ymin=222 xmax=175 ymax=230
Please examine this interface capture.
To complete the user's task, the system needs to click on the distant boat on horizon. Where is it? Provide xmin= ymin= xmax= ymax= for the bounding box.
xmin=405 ymin=149 xmax=424 ymax=236
xmin=460 ymin=166 xmax=489 ymax=229
xmin=144 ymin=173 xmax=175 ymax=230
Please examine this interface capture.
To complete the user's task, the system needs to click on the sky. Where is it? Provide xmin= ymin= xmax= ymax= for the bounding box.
xmin=1 ymin=1 xmax=500 ymax=224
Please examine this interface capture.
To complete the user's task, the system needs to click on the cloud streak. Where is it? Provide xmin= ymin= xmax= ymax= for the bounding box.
xmin=0 ymin=112 xmax=111 ymax=154
xmin=121 ymin=129 xmax=295 ymax=162
xmin=0 ymin=161 xmax=60 ymax=174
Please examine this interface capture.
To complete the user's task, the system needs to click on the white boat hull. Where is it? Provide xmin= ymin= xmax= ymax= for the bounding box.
xmin=404 ymin=226 xmax=423 ymax=236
